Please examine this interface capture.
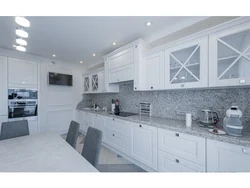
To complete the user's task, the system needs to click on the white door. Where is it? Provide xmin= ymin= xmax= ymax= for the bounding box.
xmin=8 ymin=58 xmax=38 ymax=88
xmin=209 ymin=22 xmax=250 ymax=87
xmin=28 ymin=120 xmax=38 ymax=135
xmin=207 ymin=139 xmax=250 ymax=172
xmin=165 ymin=37 xmax=208 ymax=89
xmin=142 ymin=50 xmax=165 ymax=90
xmin=93 ymin=114 xmax=103 ymax=131
xmin=0 ymin=56 xmax=8 ymax=116
xmin=129 ymin=122 xmax=157 ymax=170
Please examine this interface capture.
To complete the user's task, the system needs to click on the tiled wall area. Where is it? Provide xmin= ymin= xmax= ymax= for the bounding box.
xmin=77 ymin=81 xmax=250 ymax=131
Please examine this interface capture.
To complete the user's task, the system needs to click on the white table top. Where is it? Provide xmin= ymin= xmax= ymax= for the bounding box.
xmin=0 ymin=132 xmax=98 ymax=172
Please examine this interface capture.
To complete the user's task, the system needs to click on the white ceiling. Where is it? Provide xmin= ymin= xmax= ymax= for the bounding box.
xmin=0 ymin=16 xmax=208 ymax=65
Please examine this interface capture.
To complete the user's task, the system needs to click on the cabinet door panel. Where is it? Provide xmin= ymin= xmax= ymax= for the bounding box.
xmin=158 ymin=128 xmax=205 ymax=166
xmin=143 ymin=51 xmax=165 ymax=90
xmin=209 ymin=23 xmax=250 ymax=87
xmin=165 ymin=37 xmax=208 ymax=89
xmin=108 ymin=47 xmax=134 ymax=70
xmin=104 ymin=117 xmax=128 ymax=137
xmin=109 ymin=64 xmax=134 ymax=83
xmin=158 ymin=150 xmax=205 ymax=172
xmin=0 ymin=56 xmax=8 ymax=115
xmin=207 ymin=139 xmax=250 ymax=172
xmin=130 ymin=122 xmax=157 ymax=170
xmin=93 ymin=114 xmax=103 ymax=131
xmin=8 ymin=58 xmax=38 ymax=87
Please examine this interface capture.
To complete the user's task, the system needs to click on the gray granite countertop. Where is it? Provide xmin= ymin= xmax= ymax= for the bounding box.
xmin=77 ymin=108 xmax=250 ymax=147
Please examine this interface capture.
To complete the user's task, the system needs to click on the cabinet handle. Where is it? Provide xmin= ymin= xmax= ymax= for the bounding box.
xmin=113 ymin=118 xmax=115 ymax=121
xmin=113 ymin=134 xmax=115 ymax=136
xmin=135 ymin=45 xmax=137 ymax=48
xmin=242 ymin=148 xmax=249 ymax=154
xmin=151 ymin=86 xmax=153 ymax=89
xmin=176 ymin=159 xmax=179 ymax=163
xmin=175 ymin=133 xmax=179 ymax=137
xmin=135 ymin=87 xmax=137 ymax=90
xmin=181 ymin=84 xmax=184 ymax=87
xmin=118 ymin=79 xmax=119 ymax=81
xmin=139 ymin=125 xmax=142 ymax=128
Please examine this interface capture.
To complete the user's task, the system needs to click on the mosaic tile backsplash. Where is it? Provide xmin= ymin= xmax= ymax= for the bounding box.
xmin=77 ymin=81 xmax=250 ymax=132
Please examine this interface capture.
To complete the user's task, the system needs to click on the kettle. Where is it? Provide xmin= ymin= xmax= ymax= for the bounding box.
xmin=198 ymin=109 xmax=219 ymax=127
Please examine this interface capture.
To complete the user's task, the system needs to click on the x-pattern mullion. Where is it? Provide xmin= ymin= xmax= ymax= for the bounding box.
xmin=217 ymin=38 xmax=250 ymax=79
xmin=170 ymin=45 xmax=200 ymax=83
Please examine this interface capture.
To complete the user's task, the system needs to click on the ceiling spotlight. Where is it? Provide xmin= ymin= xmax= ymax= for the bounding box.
xmin=15 ymin=17 xmax=30 ymax=27
xmin=80 ymin=61 xmax=83 ymax=64
xmin=16 ymin=38 xmax=27 ymax=46
xmin=53 ymin=54 xmax=56 ymax=57
xmin=16 ymin=28 xmax=28 ymax=38
xmin=145 ymin=21 xmax=152 ymax=26
xmin=112 ymin=42 xmax=116 ymax=45
xmin=93 ymin=54 xmax=96 ymax=56
xmin=16 ymin=45 xmax=26 ymax=52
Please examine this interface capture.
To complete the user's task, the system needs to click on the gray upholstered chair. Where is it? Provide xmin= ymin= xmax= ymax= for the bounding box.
xmin=66 ymin=120 xmax=80 ymax=149
xmin=81 ymin=127 xmax=102 ymax=168
xmin=0 ymin=120 xmax=29 ymax=140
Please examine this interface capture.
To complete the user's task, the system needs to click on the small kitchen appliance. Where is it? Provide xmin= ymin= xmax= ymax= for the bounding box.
xmin=114 ymin=99 xmax=120 ymax=115
xmin=198 ymin=109 xmax=219 ymax=128
xmin=223 ymin=105 xmax=243 ymax=137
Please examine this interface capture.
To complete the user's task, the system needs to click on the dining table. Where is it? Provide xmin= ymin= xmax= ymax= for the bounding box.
xmin=0 ymin=132 xmax=98 ymax=172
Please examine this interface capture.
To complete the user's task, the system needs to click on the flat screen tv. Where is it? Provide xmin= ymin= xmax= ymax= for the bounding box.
xmin=48 ymin=72 xmax=73 ymax=86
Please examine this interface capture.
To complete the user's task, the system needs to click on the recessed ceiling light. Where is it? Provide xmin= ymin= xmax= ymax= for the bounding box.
xmin=80 ymin=61 xmax=83 ymax=64
xmin=93 ymin=54 xmax=96 ymax=56
xmin=53 ymin=54 xmax=56 ymax=57
xmin=145 ymin=21 xmax=152 ymax=26
xmin=113 ymin=42 xmax=116 ymax=45
xmin=16 ymin=38 xmax=27 ymax=46
xmin=15 ymin=17 xmax=30 ymax=27
xmin=16 ymin=28 xmax=28 ymax=38
xmin=16 ymin=45 xmax=26 ymax=52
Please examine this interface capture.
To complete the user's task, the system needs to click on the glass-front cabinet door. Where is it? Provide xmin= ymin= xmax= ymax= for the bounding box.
xmin=83 ymin=76 xmax=90 ymax=93
xmin=209 ymin=23 xmax=250 ymax=87
xmin=91 ymin=74 xmax=98 ymax=92
xmin=165 ymin=37 xmax=208 ymax=89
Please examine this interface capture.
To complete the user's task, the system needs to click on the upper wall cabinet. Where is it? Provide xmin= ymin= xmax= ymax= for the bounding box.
xmin=8 ymin=58 xmax=38 ymax=88
xmin=0 ymin=56 xmax=8 ymax=116
xmin=209 ymin=23 xmax=250 ymax=87
xmin=165 ymin=37 xmax=208 ymax=89
xmin=141 ymin=50 xmax=165 ymax=90
xmin=83 ymin=75 xmax=91 ymax=93
xmin=103 ymin=39 xmax=151 ymax=90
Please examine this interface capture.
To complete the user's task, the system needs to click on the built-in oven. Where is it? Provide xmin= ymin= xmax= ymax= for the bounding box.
xmin=8 ymin=88 xmax=38 ymax=121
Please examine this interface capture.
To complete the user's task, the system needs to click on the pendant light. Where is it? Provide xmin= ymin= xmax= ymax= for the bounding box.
xmin=16 ymin=45 xmax=26 ymax=52
xmin=16 ymin=28 xmax=28 ymax=38
xmin=15 ymin=16 xmax=30 ymax=27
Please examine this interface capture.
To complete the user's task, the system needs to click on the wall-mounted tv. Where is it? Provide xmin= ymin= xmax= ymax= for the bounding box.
xmin=48 ymin=72 xmax=73 ymax=86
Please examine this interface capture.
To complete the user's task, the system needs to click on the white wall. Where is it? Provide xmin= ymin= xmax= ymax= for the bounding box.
xmin=0 ymin=48 xmax=87 ymax=134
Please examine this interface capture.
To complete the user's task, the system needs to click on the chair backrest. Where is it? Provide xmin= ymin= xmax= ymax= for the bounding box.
xmin=81 ymin=127 xmax=102 ymax=168
xmin=0 ymin=120 xmax=29 ymax=140
xmin=66 ymin=120 xmax=80 ymax=149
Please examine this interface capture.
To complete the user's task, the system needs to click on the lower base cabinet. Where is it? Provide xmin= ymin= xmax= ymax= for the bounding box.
xmin=207 ymin=139 xmax=250 ymax=172
xmin=29 ymin=120 xmax=38 ymax=135
xmin=129 ymin=122 xmax=157 ymax=170
xmin=0 ymin=115 xmax=8 ymax=133
xmin=158 ymin=150 xmax=205 ymax=172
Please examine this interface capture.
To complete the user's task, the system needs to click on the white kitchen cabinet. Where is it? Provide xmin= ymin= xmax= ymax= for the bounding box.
xmin=83 ymin=75 xmax=91 ymax=93
xmin=8 ymin=58 xmax=38 ymax=88
xmin=207 ymin=139 xmax=250 ymax=172
xmin=108 ymin=64 xmax=134 ymax=84
xmin=209 ymin=22 xmax=250 ymax=87
xmin=0 ymin=115 xmax=8 ymax=133
xmin=103 ymin=117 xmax=129 ymax=155
xmin=158 ymin=150 xmax=205 ymax=172
xmin=0 ymin=56 xmax=8 ymax=116
xmin=93 ymin=114 xmax=104 ymax=132
xmin=158 ymin=128 xmax=206 ymax=166
xmin=28 ymin=120 xmax=38 ymax=135
xmin=142 ymin=50 xmax=165 ymax=90
xmin=165 ymin=37 xmax=208 ymax=89
xmin=129 ymin=122 xmax=157 ymax=170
